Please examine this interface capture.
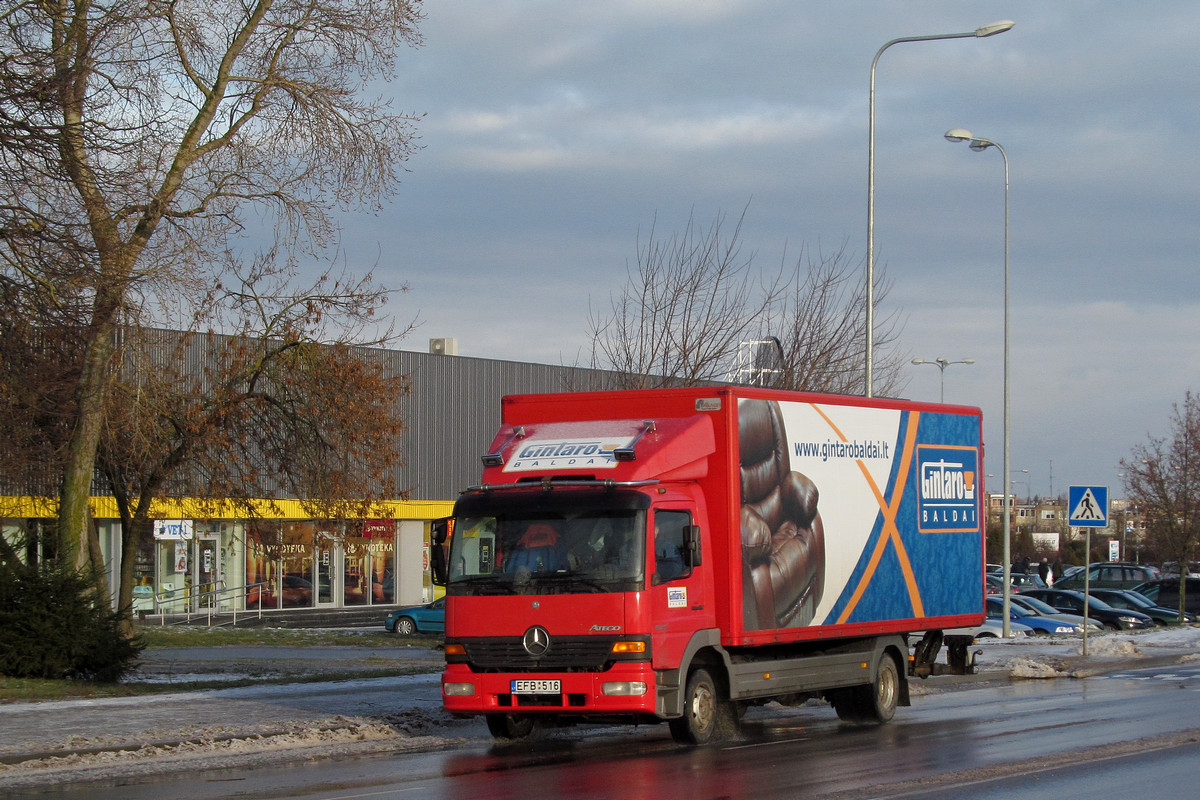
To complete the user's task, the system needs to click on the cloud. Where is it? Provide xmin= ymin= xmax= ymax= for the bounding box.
xmin=349 ymin=1 xmax=1200 ymax=498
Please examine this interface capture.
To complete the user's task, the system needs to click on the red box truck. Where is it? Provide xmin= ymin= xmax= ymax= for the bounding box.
xmin=435 ymin=387 xmax=985 ymax=743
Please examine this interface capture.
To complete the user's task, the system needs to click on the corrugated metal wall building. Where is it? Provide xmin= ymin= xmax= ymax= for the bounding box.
xmin=392 ymin=343 xmax=613 ymax=499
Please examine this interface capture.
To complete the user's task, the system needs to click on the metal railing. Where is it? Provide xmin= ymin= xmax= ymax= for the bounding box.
xmin=144 ymin=581 xmax=270 ymax=627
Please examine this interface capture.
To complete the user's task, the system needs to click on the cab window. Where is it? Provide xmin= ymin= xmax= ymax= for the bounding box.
xmin=653 ymin=510 xmax=692 ymax=585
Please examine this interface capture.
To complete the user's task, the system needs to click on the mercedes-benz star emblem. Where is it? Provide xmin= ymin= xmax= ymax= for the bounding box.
xmin=522 ymin=626 xmax=550 ymax=657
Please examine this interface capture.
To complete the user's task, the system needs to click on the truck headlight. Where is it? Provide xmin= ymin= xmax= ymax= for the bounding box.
xmin=602 ymin=681 xmax=648 ymax=696
xmin=443 ymin=682 xmax=476 ymax=697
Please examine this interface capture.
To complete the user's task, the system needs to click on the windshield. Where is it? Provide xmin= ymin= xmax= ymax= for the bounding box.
xmin=1102 ymin=591 xmax=1149 ymax=609
xmin=1122 ymin=590 xmax=1155 ymax=607
xmin=1013 ymin=596 xmax=1059 ymax=615
xmin=989 ymin=599 xmax=1030 ymax=618
xmin=447 ymin=488 xmax=648 ymax=595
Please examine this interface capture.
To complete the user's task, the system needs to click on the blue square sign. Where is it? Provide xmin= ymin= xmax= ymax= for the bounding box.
xmin=1068 ymin=485 xmax=1109 ymax=528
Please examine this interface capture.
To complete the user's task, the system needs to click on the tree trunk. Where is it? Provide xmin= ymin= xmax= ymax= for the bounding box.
xmin=87 ymin=516 xmax=113 ymax=608
xmin=116 ymin=514 xmax=148 ymax=638
xmin=57 ymin=322 xmax=116 ymax=570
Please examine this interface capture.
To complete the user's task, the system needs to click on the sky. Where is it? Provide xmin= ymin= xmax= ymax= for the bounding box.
xmin=330 ymin=1 xmax=1200 ymax=500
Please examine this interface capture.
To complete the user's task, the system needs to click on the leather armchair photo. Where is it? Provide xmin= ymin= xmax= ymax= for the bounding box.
xmin=739 ymin=398 xmax=826 ymax=629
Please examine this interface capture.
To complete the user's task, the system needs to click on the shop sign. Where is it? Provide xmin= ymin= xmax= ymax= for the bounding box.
xmin=154 ymin=519 xmax=194 ymax=540
xmin=362 ymin=519 xmax=396 ymax=539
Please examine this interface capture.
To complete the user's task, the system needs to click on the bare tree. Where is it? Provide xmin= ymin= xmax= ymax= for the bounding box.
xmin=95 ymin=261 xmax=411 ymax=623
xmin=756 ymin=240 xmax=905 ymax=396
xmin=587 ymin=208 xmax=906 ymax=394
xmin=0 ymin=0 xmax=424 ymax=568
xmin=1122 ymin=392 xmax=1200 ymax=620
xmin=587 ymin=209 xmax=781 ymax=388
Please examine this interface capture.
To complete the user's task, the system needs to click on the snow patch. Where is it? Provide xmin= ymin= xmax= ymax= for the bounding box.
xmin=1081 ymin=636 xmax=1143 ymax=658
xmin=1002 ymin=657 xmax=1069 ymax=679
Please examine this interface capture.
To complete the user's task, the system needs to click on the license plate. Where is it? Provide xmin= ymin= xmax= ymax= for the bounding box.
xmin=511 ymin=679 xmax=561 ymax=695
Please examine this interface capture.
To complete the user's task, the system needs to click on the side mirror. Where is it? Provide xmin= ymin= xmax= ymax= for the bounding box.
xmin=430 ymin=517 xmax=452 ymax=586
xmin=431 ymin=517 xmax=449 ymax=545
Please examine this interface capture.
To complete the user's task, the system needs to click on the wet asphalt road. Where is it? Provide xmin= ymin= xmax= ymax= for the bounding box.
xmin=10 ymin=661 xmax=1200 ymax=800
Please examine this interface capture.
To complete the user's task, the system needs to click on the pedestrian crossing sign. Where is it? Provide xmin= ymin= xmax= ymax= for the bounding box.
xmin=1068 ymin=485 xmax=1109 ymax=527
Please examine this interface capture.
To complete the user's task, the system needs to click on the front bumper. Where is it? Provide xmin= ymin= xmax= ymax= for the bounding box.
xmin=441 ymin=663 xmax=660 ymax=717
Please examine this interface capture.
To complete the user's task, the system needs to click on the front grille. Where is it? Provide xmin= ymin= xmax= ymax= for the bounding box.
xmin=459 ymin=635 xmax=647 ymax=672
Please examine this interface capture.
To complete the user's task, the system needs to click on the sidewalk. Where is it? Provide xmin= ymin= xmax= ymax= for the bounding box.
xmin=127 ymin=640 xmax=444 ymax=683
xmin=0 ymin=640 xmax=462 ymax=791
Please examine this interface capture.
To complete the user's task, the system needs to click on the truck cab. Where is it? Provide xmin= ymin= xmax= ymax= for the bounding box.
xmin=439 ymin=480 xmax=717 ymax=740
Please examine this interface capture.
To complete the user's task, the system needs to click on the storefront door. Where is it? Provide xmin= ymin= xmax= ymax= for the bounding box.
xmin=316 ymin=540 xmax=339 ymax=606
xmin=196 ymin=536 xmax=220 ymax=608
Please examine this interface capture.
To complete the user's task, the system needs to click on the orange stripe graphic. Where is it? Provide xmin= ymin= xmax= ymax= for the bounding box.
xmin=806 ymin=405 xmax=924 ymax=623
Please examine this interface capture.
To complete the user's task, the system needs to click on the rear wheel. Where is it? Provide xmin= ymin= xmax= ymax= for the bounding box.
xmin=486 ymin=714 xmax=536 ymax=740
xmin=832 ymin=654 xmax=899 ymax=725
xmin=669 ymin=667 xmax=739 ymax=744
xmin=864 ymin=655 xmax=900 ymax=723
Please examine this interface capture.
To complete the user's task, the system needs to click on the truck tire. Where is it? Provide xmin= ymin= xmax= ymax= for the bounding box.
xmin=669 ymin=668 xmax=738 ymax=745
xmin=833 ymin=654 xmax=899 ymax=724
xmin=485 ymin=714 xmax=536 ymax=740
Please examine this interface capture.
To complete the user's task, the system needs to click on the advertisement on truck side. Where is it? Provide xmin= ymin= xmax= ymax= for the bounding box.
xmin=737 ymin=398 xmax=982 ymax=633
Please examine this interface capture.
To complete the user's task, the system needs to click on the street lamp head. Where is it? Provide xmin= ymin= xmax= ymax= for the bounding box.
xmin=975 ymin=20 xmax=1015 ymax=37
xmin=945 ymin=129 xmax=999 ymax=153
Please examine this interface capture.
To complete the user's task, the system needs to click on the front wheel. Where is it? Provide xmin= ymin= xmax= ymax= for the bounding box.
xmin=669 ymin=667 xmax=739 ymax=745
xmin=486 ymin=714 xmax=536 ymax=740
xmin=393 ymin=616 xmax=417 ymax=635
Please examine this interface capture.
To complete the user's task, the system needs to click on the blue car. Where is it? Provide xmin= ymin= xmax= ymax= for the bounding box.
xmin=985 ymin=597 xmax=1081 ymax=635
xmin=384 ymin=597 xmax=445 ymax=635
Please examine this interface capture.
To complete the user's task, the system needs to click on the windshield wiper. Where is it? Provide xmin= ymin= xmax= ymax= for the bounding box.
xmin=449 ymin=575 xmax=518 ymax=596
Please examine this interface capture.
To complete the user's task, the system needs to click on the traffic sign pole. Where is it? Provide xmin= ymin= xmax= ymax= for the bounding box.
xmin=1084 ymin=526 xmax=1091 ymax=655
xmin=1069 ymin=485 xmax=1109 ymax=657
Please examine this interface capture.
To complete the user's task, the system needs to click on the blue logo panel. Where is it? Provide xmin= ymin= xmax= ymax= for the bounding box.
xmin=916 ymin=445 xmax=980 ymax=533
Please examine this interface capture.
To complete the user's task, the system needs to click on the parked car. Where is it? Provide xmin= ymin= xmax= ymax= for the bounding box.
xmin=1052 ymin=562 xmax=1160 ymax=591
xmin=1058 ymin=564 xmax=1085 ymax=582
xmin=943 ymin=619 xmax=1031 ymax=639
xmin=1009 ymin=572 xmax=1047 ymax=591
xmin=1130 ymin=577 xmax=1200 ymax=615
xmin=1010 ymin=594 xmax=1102 ymax=630
xmin=385 ymin=597 xmax=445 ymax=636
xmin=987 ymin=574 xmax=1021 ymax=595
xmin=1021 ymin=588 xmax=1155 ymax=631
xmin=985 ymin=597 xmax=1082 ymax=635
xmin=1159 ymin=562 xmax=1200 ymax=578
xmin=1086 ymin=588 xmax=1195 ymax=625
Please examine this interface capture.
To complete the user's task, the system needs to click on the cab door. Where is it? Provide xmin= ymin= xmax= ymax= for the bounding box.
xmin=649 ymin=505 xmax=715 ymax=668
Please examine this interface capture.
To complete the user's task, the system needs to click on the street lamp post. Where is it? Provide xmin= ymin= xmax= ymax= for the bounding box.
xmin=1012 ymin=468 xmax=1030 ymax=502
xmin=865 ymin=20 xmax=1014 ymax=398
xmin=911 ymin=357 xmax=975 ymax=403
xmin=945 ymin=127 xmax=1010 ymax=635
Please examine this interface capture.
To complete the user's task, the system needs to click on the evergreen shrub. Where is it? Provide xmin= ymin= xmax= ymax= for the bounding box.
xmin=0 ymin=559 xmax=143 ymax=682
